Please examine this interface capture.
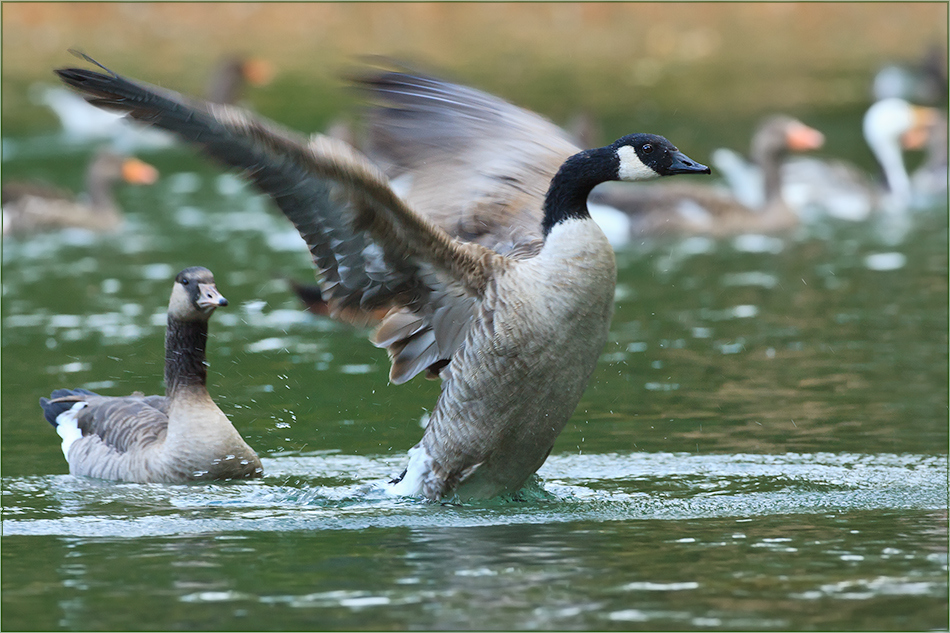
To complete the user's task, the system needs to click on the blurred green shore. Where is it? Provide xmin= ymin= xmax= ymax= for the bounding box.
xmin=3 ymin=3 xmax=946 ymax=164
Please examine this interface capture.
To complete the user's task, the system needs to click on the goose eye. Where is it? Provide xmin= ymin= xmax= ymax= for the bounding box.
xmin=180 ymin=279 xmax=190 ymax=286
xmin=641 ymin=143 xmax=653 ymax=154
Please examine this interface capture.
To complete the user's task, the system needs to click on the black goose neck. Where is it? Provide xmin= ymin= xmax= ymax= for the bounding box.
xmin=542 ymin=146 xmax=618 ymax=237
xmin=164 ymin=315 xmax=209 ymax=395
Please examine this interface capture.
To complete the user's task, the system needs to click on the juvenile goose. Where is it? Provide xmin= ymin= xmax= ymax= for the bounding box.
xmin=40 ymin=267 xmax=263 ymax=482
xmin=2 ymin=149 xmax=158 ymax=236
xmin=586 ymin=115 xmax=824 ymax=241
xmin=57 ymin=57 xmax=709 ymax=500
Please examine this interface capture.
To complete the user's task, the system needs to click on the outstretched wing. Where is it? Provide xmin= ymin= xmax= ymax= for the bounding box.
xmin=57 ymin=55 xmax=504 ymax=383
xmin=355 ymin=66 xmax=580 ymax=255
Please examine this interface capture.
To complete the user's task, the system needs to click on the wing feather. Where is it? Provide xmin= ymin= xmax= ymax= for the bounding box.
xmin=355 ymin=68 xmax=580 ymax=254
xmin=56 ymin=56 xmax=504 ymax=383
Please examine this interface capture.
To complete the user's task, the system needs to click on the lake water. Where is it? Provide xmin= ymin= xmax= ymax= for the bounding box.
xmin=2 ymin=104 xmax=947 ymax=629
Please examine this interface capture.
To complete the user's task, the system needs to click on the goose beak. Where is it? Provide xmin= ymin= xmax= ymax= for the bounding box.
xmin=901 ymin=105 xmax=939 ymax=150
xmin=242 ymin=58 xmax=275 ymax=87
xmin=666 ymin=149 xmax=711 ymax=175
xmin=121 ymin=158 xmax=159 ymax=185
xmin=196 ymin=283 xmax=228 ymax=311
xmin=785 ymin=121 xmax=825 ymax=152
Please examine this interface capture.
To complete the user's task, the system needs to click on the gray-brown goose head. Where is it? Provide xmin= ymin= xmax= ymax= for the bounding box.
xmin=165 ymin=267 xmax=227 ymax=395
xmin=205 ymin=55 xmax=274 ymax=105
xmin=167 ymin=266 xmax=228 ymax=322
xmin=751 ymin=116 xmax=824 ymax=203
xmin=84 ymin=149 xmax=159 ymax=210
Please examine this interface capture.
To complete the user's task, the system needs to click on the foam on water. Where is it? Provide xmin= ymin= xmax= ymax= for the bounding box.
xmin=3 ymin=452 xmax=944 ymax=538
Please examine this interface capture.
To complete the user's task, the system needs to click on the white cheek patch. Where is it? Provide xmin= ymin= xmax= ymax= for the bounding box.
xmin=617 ymin=145 xmax=658 ymax=181
xmin=168 ymin=283 xmax=193 ymax=316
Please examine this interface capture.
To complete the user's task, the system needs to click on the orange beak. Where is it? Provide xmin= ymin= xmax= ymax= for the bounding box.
xmin=241 ymin=58 xmax=275 ymax=87
xmin=121 ymin=157 xmax=159 ymax=185
xmin=785 ymin=121 xmax=825 ymax=152
xmin=901 ymin=105 xmax=939 ymax=150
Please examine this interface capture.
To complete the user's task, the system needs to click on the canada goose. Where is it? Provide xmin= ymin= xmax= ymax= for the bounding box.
xmin=57 ymin=56 xmax=709 ymax=500
xmin=2 ymin=149 xmax=158 ymax=236
xmin=586 ymin=115 xmax=824 ymax=241
xmin=724 ymin=99 xmax=943 ymax=221
xmin=40 ymin=267 xmax=263 ymax=483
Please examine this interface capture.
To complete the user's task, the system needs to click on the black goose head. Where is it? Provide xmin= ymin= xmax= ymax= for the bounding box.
xmin=612 ymin=133 xmax=712 ymax=180
xmin=168 ymin=266 xmax=228 ymax=321
xmin=542 ymin=133 xmax=710 ymax=236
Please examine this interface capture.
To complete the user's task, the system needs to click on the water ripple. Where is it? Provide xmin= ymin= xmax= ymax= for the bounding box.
xmin=2 ymin=452 xmax=944 ymax=538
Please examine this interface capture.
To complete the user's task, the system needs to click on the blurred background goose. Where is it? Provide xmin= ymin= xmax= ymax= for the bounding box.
xmin=204 ymin=54 xmax=275 ymax=105
xmin=40 ymin=267 xmax=263 ymax=483
xmin=2 ymin=149 xmax=158 ymax=236
xmin=586 ymin=115 xmax=824 ymax=241
xmin=57 ymin=57 xmax=710 ymax=501
xmin=776 ymin=98 xmax=944 ymax=220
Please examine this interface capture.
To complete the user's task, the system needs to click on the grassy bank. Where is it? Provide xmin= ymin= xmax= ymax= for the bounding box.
xmin=2 ymin=3 xmax=945 ymax=161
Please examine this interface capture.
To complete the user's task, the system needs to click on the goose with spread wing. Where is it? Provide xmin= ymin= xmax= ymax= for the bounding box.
xmin=40 ymin=267 xmax=263 ymax=482
xmin=57 ymin=56 xmax=709 ymax=500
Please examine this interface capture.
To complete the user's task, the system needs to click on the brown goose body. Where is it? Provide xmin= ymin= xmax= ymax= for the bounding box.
xmin=40 ymin=267 xmax=262 ymax=483
xmin=2 ymin=150 xmax=157 ymax=236
xmin=588 ymin=115 xmax=824 ymax=239
xmin=57 ymin=58 xmax=709 ymax=500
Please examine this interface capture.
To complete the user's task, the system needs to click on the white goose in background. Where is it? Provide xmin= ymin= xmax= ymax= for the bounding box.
xmin=585 ymin=115 xmax=824 ymax=242
xmin=909 ymin=110 xmax=948 ymax=207
xmin=57 ymin=56 xmax=710 ymax=501
xmin=40 ymin=267 xmax=263 ymax=483
xmin=716 ymin=98 xmax=944 ymax=222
